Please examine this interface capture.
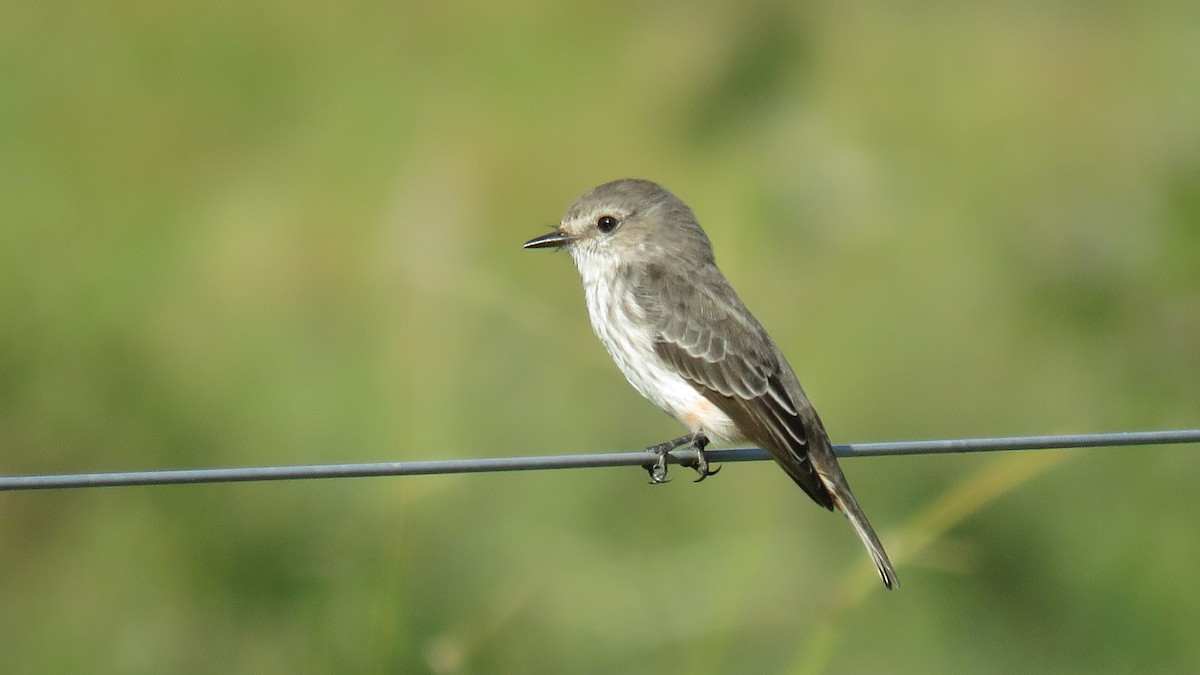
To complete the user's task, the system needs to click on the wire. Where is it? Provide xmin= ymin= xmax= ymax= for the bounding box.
xmin=1 ymin=429 xmax=1197 ymax=492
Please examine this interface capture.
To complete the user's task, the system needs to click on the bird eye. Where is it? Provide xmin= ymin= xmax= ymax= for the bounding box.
xmin=596 ymin=215 xmax=619 ymax=233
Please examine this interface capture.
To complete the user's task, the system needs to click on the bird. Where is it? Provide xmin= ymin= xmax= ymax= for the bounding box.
xmin=523 ymin=178 xmax=897 ymax=589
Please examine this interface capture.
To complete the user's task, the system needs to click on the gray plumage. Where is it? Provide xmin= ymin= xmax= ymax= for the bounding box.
xmin=525 ymin=178 xmax=897 ymax=589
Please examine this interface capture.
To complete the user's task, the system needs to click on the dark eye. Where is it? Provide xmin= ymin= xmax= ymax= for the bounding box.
xmin=596 ymin=215 xmax=619 ymax=233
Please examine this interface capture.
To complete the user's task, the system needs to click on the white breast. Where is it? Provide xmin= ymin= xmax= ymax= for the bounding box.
xmin=574 ymin=254 xmax=741 ymax=442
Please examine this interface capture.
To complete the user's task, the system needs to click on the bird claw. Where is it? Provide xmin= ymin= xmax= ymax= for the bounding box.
xmin=647 ymin=450 xmax=672 ymax=484
xmin=690 ymin=449 xmax=721 ymax=483
xmin=645 ymin=438 xmax=675 ymax=484
xmin=643 ymin=432 xmax=718 ymax=484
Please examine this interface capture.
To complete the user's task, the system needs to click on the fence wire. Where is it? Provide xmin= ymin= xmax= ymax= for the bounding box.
xmin=1 ymin=429 xmax=1198 ymax=492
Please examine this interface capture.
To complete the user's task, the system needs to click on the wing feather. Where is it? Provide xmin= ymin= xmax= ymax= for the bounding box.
xmin=631 ymin=263 xmax=834 ymax=509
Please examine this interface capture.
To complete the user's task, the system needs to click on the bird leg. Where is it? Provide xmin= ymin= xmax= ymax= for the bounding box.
xmin=644 ymin=432 xmax=719 ymax=484
xmin=688 ymin=434 xmax=720 ymax=482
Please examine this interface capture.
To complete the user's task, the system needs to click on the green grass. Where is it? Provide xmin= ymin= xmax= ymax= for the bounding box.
xmin=2 ymin=1 xmax=1199 ymax=672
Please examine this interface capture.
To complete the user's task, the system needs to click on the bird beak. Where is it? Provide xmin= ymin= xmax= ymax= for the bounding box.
xmin=523 ymin=229 xmax=574 ymax=250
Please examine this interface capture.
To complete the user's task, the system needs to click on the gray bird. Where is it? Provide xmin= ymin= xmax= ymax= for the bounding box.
xmin=524 ymin=178 xmax=897 ymax=589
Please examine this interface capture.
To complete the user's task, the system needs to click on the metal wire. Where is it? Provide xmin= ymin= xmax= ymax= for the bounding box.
xmin=1 ymin=429 xmax=1197 ymax=492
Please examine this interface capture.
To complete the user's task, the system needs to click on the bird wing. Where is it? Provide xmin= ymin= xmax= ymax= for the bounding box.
xmin=630 ymin=262 xmax=835 ymax=510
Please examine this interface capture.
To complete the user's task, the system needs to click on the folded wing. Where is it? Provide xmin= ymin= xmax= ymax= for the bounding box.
xmin=631 ymin=262 xmax=834 ymax=510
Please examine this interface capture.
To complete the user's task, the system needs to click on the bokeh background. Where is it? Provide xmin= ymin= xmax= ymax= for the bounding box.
xmin=2 ymin=1 xmax=1199 ymax=672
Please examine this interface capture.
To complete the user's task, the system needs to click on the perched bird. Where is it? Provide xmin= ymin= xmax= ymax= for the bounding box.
xmin=524 ymin=179 xmax=897 ymax=588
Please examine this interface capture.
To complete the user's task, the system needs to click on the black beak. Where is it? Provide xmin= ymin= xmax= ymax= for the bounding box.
xmin=522 ymin=230 xmax=573 ymax=250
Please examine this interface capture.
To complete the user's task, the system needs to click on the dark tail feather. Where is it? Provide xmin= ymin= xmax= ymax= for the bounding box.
xmin=770 ymin=444 xmax=898 ymax=589
xmin=830 ymin=488 xmax=898 ymax=589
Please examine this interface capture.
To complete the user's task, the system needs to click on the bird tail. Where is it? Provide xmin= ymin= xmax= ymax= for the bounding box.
xmin=830 ymin=488 xmax=898 ymax=590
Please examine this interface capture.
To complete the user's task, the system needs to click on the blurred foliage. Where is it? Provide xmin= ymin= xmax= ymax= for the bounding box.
xmin=2 ymin=0 xmax=1199 ymax=672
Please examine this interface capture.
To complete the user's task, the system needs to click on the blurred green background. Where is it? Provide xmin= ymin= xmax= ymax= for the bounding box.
xmin=2 ymin=1 xmax=1199 ymax=672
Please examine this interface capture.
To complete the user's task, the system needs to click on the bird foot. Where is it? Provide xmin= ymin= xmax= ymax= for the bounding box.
xmin=644 ymin=432 xmax=718 ymax=484
xmin=690 ymin=441 xmax=720 ymax=483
